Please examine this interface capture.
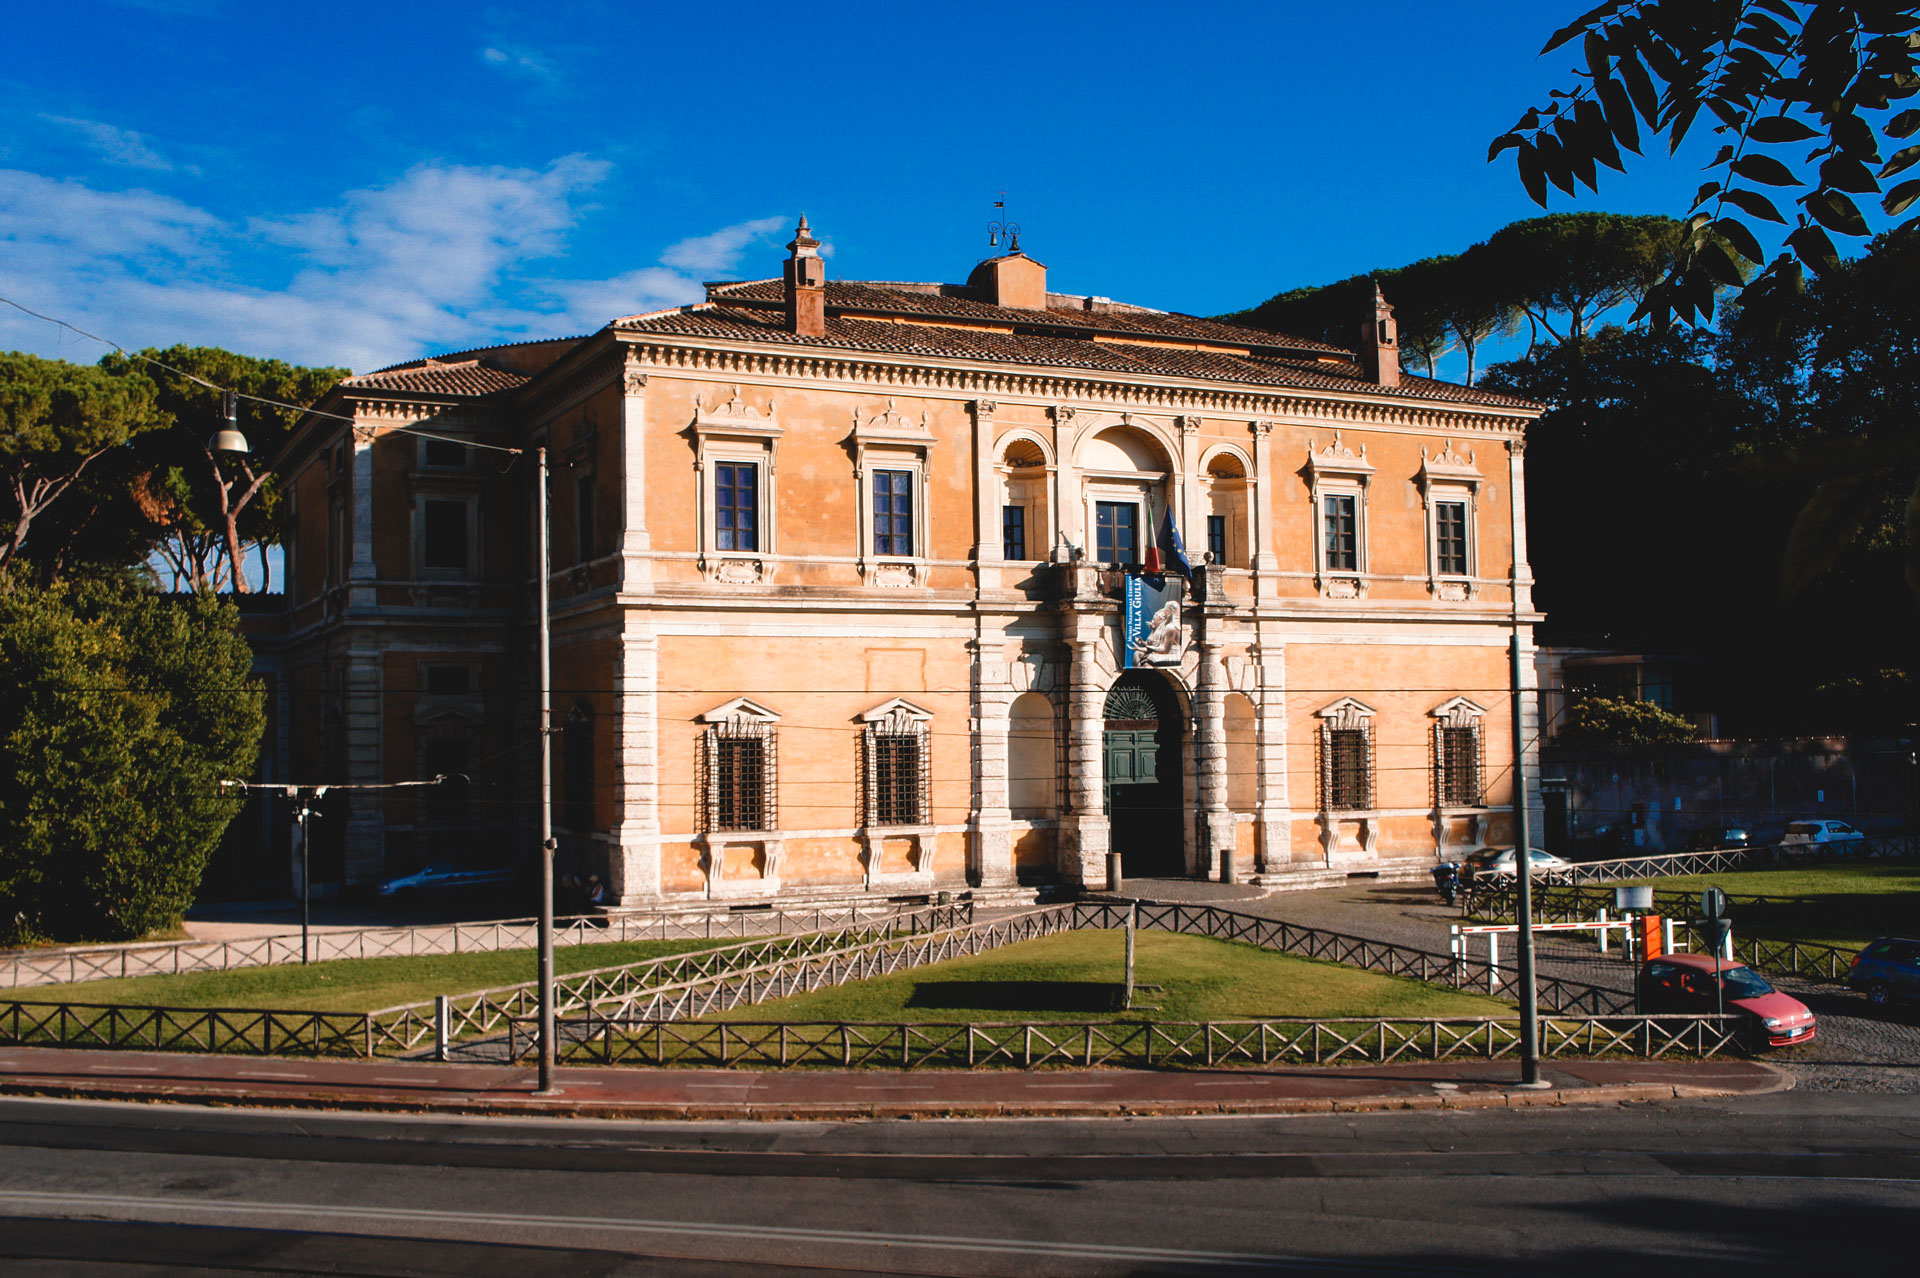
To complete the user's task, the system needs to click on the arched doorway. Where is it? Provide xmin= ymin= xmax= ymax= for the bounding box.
xmin=1104 ymin=670 xmax=1186 ymax=877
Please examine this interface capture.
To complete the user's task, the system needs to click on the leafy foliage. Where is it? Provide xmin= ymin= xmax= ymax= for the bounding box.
xmin=1495 ymin=2 xmax=1920 ymax=324
xmin=96 ymin=347 xmax=344 ymax=593
xmin=0 ymin=580 xmax=265 ymax=943
xmin=1556 ymin=695 xmax=1699 ymax=747
xmin=0 ymin=353 xmax=168 ymax=580
xmin=1221 ymin=212 xmax=1676 ymax=381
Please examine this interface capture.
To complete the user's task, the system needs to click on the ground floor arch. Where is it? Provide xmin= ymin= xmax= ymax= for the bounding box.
xmin=1103 ymin=668 xmax=1187 ymax=877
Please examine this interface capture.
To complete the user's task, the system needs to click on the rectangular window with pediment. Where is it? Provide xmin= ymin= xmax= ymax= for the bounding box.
xmin=862 ymin=716 xmax=930 ymax=826
xmin=872 ymin=469 xmax=915 ymax=556
xmin=1437 ymin=723 xmax=1481 ymax=807
xmin=1321 ymin=493 xmax=1359 ymax=573
xmin=715 ymin=461 xmax=759 ymax=552
xmin=703 ymin=720 xmax=776 ymax=833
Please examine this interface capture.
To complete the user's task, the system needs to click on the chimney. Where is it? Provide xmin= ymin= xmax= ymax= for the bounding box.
xmin=783 ymin=215 xmax=826 ymax=337
xmin=1360 ymin=280 xmax=1400 ymax=388
xmin=966 ymin=251 xmax=1048 ymax=310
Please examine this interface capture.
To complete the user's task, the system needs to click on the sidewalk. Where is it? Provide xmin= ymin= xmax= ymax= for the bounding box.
xmin=0 ymin=1045 xmax=1788 ymax=1120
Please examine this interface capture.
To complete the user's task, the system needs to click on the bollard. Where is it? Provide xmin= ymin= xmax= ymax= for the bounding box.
xmin=1106 ymin=851 xmax=1124 ymax=894
xmin=434 ymin=995 xmax=450 ymax=1062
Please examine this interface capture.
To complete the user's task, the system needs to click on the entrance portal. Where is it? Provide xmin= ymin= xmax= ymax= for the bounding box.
xmin=1103 ymin=671 xmax=1185 ymax=877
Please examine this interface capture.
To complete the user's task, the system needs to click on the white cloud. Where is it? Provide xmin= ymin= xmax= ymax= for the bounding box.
xmin=41 ymin=116 xmax=193 ymax=173
xmin=480 ymin=43 xmax=560 ymax=83
xmin=658 ymin=216 xmax=787 ymax=274
xmin=0 ymin=160 xmax=791 ymax=374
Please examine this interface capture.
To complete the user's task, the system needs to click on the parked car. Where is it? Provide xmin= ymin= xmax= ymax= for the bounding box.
xmin=1779 ymin=819 xmax=1867 ymax=850
xmin=1685 ymin=826 xmax=1751 ymax=852
xmin=1637 ymin=953 xmax=1817 ymax=1048
xmin=1458 ymin=847 xmax=1573 ymax=881
xmin=1847 ymin=937 xmax=1920 ymax=1010
xmin=377 ymin=863 xmax=516 ymax=905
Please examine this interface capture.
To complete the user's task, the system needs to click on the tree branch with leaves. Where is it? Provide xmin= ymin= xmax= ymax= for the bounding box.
xmin=1493 ymin=1 xmax=1920 ymax=324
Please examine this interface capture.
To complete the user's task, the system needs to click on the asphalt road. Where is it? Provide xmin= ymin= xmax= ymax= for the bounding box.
xmin=3 ymin=1092 xmax=1917 ymax=1275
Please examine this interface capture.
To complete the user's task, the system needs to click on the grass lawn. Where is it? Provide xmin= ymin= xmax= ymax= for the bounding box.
xmin=0 ymin=937 xmax=741 ymax=1014
xmin=702 ymin=930 xmax=1513 ymax=1024
xmin=1602 ymin=863 xmax=1919 ymax=948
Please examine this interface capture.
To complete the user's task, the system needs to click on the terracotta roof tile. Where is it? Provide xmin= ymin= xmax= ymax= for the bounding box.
xmin=617 ymin=303 xmax=1539 ymax=410
xmin=343 ymin=359 xmax=529 ymax=397
xmin=707 ymin=278 xmax=1351 ymax=356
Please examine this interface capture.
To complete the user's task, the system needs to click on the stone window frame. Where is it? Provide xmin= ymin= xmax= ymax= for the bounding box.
xmin=1419 ymin=445 xmax=1484 ymax=599
xmin=1198 ymin=443 xmax=1253 ymax=569
xmin=1315 ymin=697 xmax=1376 ymax=813
xmin=691 ymin=387 xmax=782 ymax=584
xmin=1430 ymin=697 xmax=1487 ymax=809
xmin=697 ymin=697 xmax=782 ymax=834
xmin=1306 ymin=436 xmax=1373 ymax=596
xmin=994 ymin=431 xmax=1053 ymax=564
xmin=857 ymin=698 xmax=933 ymax=829
xmin=413 ymin=492 xmax=480 ymax=581
xmin=851 ymin=399 xmax=936 ymax=586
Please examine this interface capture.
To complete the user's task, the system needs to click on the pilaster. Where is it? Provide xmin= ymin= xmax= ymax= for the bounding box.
xmin=609 ymin=617 xmax=662 ymax=904
xmin=619 ymin=352 xmax=652 ymax=591
xmin=1193 ymin=568 xmax=1235 ymax=881
xmin=341 ymin=633 xmax=385 ymax=886
xmin=1050 ymin=405 xmax=1085 ymax=557
xmin=348 ymin=425 xmax=377 ymax=609
xmin=968 ymin=636 xmax=1017 ymax=888
xmin=970 ymin=401 xmax=1001 ymax=565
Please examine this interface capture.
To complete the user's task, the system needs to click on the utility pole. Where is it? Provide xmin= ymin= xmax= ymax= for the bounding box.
xmin=534 ymin=444 xmax=558 ymax=1096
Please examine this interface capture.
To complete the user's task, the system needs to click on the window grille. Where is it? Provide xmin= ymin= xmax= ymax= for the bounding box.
xmin=703 ymin=718 xmax=776 ymax=832
xmin=1319 ymin=726 xmax=1372 ymax=811
xmin=862 ymin=718 xmax=930 ymax=826
xmin=1435 ymin=722 xmax=1482 ymax=807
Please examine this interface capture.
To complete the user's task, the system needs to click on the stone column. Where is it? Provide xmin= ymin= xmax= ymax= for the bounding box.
xmin=1506 ymin=436 xmax=1533 ymax=615
xmin=1250 ymin=421 xmax=1278 ymax=581
xmin=968 ymin=639 xmax=1017 ymax=888
xmin=1058 ymin=624 xmax=1110 ymax=887
xmin=970 ymin=401 xmax=1000 ymax=565
xmin=1178 ymin=416 xmax=1202 ymax=551
xmin=608 ymin=619 xmax=662 ymax=904
xmin=618 ymin=352 xmax=652 ymax=592
xmin=1252 ymin=641 xmax=1289 ymax=876
xmin=1194 ymin=571 xmax=1235 ymax=881
xmin=1050 ymin=406 xmax=1084 ymax=558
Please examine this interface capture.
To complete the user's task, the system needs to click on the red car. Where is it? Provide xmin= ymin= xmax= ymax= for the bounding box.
xmin=1637 ymin=953 xmax=1817 ymax=1048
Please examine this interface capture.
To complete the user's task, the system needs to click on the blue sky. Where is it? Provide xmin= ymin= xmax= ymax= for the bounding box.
xmin=2 ymin=0 xmax=1721 ymax=379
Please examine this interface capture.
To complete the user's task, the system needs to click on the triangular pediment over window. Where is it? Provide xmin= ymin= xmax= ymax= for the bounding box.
xmin=699 ymin=697 xmax=781 ymax=724
xmin=1315 ymin=697 xmax=1375 ymax=732
xmin=1429 ymin=697 xmax=1486 ymax=728
xmin=858 ymin=697 xmax=933 ymax=728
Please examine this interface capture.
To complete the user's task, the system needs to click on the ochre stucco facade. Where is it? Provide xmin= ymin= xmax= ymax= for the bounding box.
xmin=272 ymin=224 xmax=1544 ymax=906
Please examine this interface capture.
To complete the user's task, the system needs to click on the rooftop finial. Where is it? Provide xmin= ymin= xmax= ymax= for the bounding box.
xmin=787 ymin=215 xmax=820 ymax=257
xmin=987 ymin=192 xmax=1022 ymax=254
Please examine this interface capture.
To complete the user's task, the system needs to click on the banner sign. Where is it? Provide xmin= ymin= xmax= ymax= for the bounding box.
xmin=1123 ymin=571 xmax=1186 ymax=669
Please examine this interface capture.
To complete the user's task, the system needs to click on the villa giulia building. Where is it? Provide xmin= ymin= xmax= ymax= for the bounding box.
xmin=270 ymin=221 xmax=1545 ymax=907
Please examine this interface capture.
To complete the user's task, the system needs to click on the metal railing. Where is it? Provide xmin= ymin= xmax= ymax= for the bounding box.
xmin=1551 ymin=832 xmax=1917 ymax=885
xmin=528 ymin=1014 xmax=1741 ymax=1069
xmin=0 ymin=900 xmax=948 ymax=991
xmin=1462 ymin=881 xmax=1872 ymax=982
xmin=0 ymin=1000 xmax=371 ymax=1057
xmin=365 ymin=900 xmax=975 ymax=1055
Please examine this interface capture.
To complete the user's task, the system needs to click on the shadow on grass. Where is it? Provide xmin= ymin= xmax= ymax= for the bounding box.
xmin=905 ymin=980 xmax=1128 ymax=1013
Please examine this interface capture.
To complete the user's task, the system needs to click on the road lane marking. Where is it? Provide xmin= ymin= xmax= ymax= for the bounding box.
xmin=1023 ymin=1082 xmax=1113 ymax=1088
xmin=0 ymin=1190 xmax=1371 ymax=1270
xmin=84 ymin=1065 xmax=162 ymax=1074
xmin=233 ymin=1071 xmax=308 ymax=1079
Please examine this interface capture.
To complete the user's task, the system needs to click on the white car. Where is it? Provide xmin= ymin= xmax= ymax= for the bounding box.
xmin=1459 ymin=847 xmax=1573 ymax=880
xmin=1779 ymin=819 xmax=1867 ymax=849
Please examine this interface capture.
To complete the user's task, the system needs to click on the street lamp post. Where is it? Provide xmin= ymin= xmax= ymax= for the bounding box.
xmin=534 ymin=444 xmax=558 ymax=1096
